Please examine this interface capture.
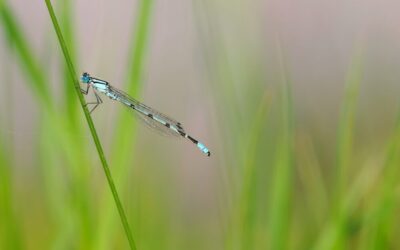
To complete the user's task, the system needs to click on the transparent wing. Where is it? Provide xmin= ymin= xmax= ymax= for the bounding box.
xmin=129 ymin=107 xmax=182 ymax=138
xmin=109 ymin=85 xmax=186 ymax=137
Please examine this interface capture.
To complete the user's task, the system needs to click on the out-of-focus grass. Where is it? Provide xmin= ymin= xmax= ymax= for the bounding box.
xmin=332 ymin=50 xmax=363 ymax=250
xmin=1 ymin=1 xmax=95 ymax=248
xmin=2 ymin=0 xmax=400 ymax=249
xmin=0 ymin=3 xmax=51 ymax=106
xmin=0 ymin=135 xmax=22 ymax=250
xmin=59 ymin=0 xmax=79 ymax=124
xmin=360 ymin=98 xmax=400 ymax=249
xmin=267 ymin=42 xmax=294 ymax=250
xmin=94 ymin=1 xmax=155 ymax=249
xmin=0 ymin=29 xmax=21 ymax=250
xmin=314 ymin=49 xmax=364 ymax=250
xmin=239 ymin=91 xmax=271 ymax=250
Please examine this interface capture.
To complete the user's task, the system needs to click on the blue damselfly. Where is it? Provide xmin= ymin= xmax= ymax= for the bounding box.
xmin=80 ymin=72 xmax=211 ymax=157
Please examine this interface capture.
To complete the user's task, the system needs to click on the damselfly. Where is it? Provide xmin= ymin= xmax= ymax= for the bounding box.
xmin=80 ymin=72 xmax=211 ymax=157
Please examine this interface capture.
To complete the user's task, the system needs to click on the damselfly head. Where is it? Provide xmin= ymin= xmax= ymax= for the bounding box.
xmin=81 ymin=72 xmax=91 ymax=84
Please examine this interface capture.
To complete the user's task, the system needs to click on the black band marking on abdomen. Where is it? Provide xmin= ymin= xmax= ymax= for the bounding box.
xmin=178 ymin=130 xmax=186 ymax=137
xmin=187 ymin=135 xmax=198 ymax=144
xmin=177 ymin=122 xmax=183 ymax=130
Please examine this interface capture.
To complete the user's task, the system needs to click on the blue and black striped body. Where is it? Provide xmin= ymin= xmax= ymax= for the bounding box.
xmin=81 ymin=72 xmax=211 ymax=156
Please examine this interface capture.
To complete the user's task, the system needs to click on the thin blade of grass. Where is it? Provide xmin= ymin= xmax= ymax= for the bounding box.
xmin=95 ymin=1 xmax=155 ymax=248
xmin=314 ymin=48 xmax=363 ymax=250
xmin=0 ymin=135 xmax=23 ymax=250
xmin=59 ymin=0 xmax=80 ymax=124
xmin=124 ymin=0 xmax=155 ymax=95
xmin=1 ymin=2 xmax=96 ymax=248
xmin=331 ymin=50 xmax=363 ymax=250
xmin=0 ymin=26 xmax=22 ymax=250
xmin=110 ymin=0 xmax=155 ymax=167
xmin=1 ymin=4 xmax=77 ymax=248
xmin=267 ymin=40 xmax=294 ymax=250
xmin=335 ymin=53 xmax=363 ymax=203
xmin=0 ymin=3 xmax=51 ymax=106
xmin=359 ymin=109 xmax=400 ymax=250
xmin=57 ymin=3 xmax=96 ymax=246
xmin=43 ymin=1 xmax=137 ymax=249
xmin=296 ymin=134 xmax=328 ymax=229
xmin=239 ymin=92 xmax=271 ymax=250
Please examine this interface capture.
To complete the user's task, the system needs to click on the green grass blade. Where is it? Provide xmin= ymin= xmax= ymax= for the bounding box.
xmin=267 ymin=41 xmax=294 ymax=250
xmin=0 ymin=136 xmax=23 ymax=250
xmin=43 ymin=1 xmax=137 ymax=249
xmin=360 ymin=108 xmax=400 ymax=249
xmin=335 ymin=53 xmax=363 ymax=202
xmin=94 ymin=1 xmax=155 ymax=248
xmin=1 ymin=5 xmax=84 ymax=247
xmin=110 ymin=0 xmax=155 ymax=165
xmin=331 ymin=51 xmax=363 ymax=250
xmin=59 ymin=0 xmax=80 ymax=123
xmin=314 ymin=49 xmax=363 ymax=250
xmin=0 ymin=28 xmax=23 ymax=250
xmin=57 ymin=2 xmax=95 ymax=246
xmin=0 ymin=3 xmax=51 ymax=106
xmin=239 ymin=92 xmax=271 ymax=250
xmin=125 ymin=0 xmax=154 ymax=95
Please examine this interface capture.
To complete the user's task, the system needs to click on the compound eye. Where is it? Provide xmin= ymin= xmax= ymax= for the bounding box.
xmin=81 ymin=72 xmax=91 ymax=83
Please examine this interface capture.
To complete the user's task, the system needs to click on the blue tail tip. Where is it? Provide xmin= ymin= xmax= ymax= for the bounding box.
xmin=197 ymin=142 xmax=211 ymax=157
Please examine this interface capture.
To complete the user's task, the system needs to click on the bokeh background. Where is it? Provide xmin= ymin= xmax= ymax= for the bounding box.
xmin=1 ymin=0 xmax=400 ymax=249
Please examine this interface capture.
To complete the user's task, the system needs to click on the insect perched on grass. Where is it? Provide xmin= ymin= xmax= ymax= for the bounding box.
xmin=80 ymin=72 xmax=211 ymax=157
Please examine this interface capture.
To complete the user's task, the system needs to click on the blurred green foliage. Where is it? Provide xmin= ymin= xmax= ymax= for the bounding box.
xmin=1 ymin=0 xmax=400 ymax=250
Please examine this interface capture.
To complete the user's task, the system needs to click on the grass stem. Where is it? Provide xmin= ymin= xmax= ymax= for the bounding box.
xmin=43 ymin=1 xmax=137 ymax=249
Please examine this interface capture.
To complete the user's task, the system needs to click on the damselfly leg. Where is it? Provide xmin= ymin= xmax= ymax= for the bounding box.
xmin=81 ymin=85 xmax=103 ymax=114
xmin=80 ymin=84 xmax=90 ymax=95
